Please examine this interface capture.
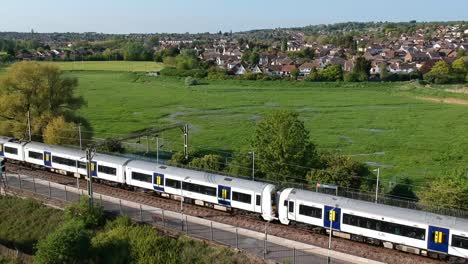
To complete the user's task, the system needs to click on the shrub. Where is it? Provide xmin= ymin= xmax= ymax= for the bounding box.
xmin=64 ymin=197 xmax=105 ymax=229
xmin=185 ymin=76 xmax=198 ymax=86
xmin=35 ymin=220 xmax=92 ymax=264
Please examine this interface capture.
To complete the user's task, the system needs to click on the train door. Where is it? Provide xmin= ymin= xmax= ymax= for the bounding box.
xmin=324 ymin=206 xmax=341 ymax=230
xmin=90 ymin=161 xmax=97 ymax=177
xmin=428 ymin=226 xmax=449 ymax=254
xmin=217 ymin=185 xmax=231 ymax=206
xmin=153 ymin=173 xmax=164 ymax=192
xmin=0 ymin=144 xmax=3 ymax=157
xmin=255 ymin=194 xmax=262 ymax=213
xmin=44 ymin=151 xmax=52 ymax=167
xmin=287 ymin=200 xmax=296 ymax=221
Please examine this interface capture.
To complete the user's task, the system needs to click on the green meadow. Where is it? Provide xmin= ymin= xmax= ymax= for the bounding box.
xmin=67 ymin=71 xmax=468 ymax=184
xmin=37 ymin=61 xmax=163 ymax=72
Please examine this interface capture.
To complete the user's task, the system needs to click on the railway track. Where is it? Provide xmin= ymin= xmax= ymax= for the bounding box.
xmin=6 ymin=163 xmax=446 ymax=264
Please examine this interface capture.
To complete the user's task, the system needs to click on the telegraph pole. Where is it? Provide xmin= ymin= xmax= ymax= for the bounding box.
xmin=78 ymin=124 xmax=82 ymax=150
xmin=27 ymin=111 xmax=32 ymax=141
xmin=183 ymin=124 xmax=189 ymax=160
xmin=86 ymin=148 xmax=96 ymax=206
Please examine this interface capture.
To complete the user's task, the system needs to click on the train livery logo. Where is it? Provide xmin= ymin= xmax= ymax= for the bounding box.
xmin=217 ymin=185 xmax=231 ymax=206
xmin=153 ymin=173 xmax=164 ymax=192
xmin=0 ymin=144 xmax=3 ymax=156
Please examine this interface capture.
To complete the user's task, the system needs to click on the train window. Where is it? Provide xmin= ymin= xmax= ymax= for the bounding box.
xmin=452 ymin=235 xmax=468 ymax=249
xmin=288 ymin=201 xmax=294 ymax=213
xmin=98 ymin=165 xmax=117 ymax=176
xmin=28 ymin=151 xmax=43 ymax=160
xmin=165 ymin=178 xmax=181 ymax=189
xmin=182 ymin=182 xmax=216 ymax=196
xmin=343 ymin=213 xmax=426 ymax=240
xmin=131 ymin=172 xmax=152 ymax=183
xmin=299 ymin=205 xmax=322 ymax=219
xmin=256 ymin=195 xmax=261 ymax=206
xmin=78 ymin=162 xmax=87 ymax=169
xmin=52 ymin=156 xmax=77 ymax=167
xmin=5 ymin=147 xmax=18 ymax=155
xmin=283 ymin=200 xmax=288 ymax=206
xmin=232 ymin=191 xmax=252 ymax=204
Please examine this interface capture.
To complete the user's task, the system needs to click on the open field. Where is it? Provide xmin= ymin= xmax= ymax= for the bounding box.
xmin=67 ymin=71 xmax=468 ymax=184
xmin=36 ymin=60 xmax=163 ymax=72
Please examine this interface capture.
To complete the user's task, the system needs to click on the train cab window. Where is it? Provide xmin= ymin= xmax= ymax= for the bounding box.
xmin=299 ymin=205 xmax=322 ymax=219
xmin=98 ymin=165 xmax=117 ymax=176
xmin=283 ymin=200 xmax=288 ymax=206
xmin=28 ymin=151 xmax=43 ymax=160
xmin=232 ymin=191 xmax=252 ymax=204
xmin=5 ymin=147 xmax=18 ymax=155
xmin=131 ymin=172 xmax=152 ymax=183
xmin=452 ymin=235 xmax=468 ymax=249
xmin=165 ymin=178 xmax=181 ymax=189
xmin=256 ymin=195 xmax=261 ymax=206
xmin=288 ymin=201 xmax=294 ymax=213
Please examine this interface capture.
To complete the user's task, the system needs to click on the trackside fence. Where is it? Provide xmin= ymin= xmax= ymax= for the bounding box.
xmin=2 ymin=173 xmax=350 ymax=264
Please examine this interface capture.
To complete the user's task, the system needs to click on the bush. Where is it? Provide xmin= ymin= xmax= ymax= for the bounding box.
xmin=343 ymin=72 xmax=359 ymax=82
xmin=64 ymin=197 xmax=105 ymax=229
xmin=35 ymin=220 xmax=92 ymax=264
xmin=185 ymin=76 xmax=198 ymax=86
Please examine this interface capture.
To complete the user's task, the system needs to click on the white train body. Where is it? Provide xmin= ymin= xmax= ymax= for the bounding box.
xmin=3 ymin=137 xmax=468 ymax=259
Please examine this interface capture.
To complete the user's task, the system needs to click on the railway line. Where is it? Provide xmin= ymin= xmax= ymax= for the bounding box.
xmin=5 ymin=162 xmax=446 ymax=264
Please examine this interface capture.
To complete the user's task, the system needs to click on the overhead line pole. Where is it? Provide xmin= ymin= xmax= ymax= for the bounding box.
xmin=27 ymin=111 xmax=31 ymax=141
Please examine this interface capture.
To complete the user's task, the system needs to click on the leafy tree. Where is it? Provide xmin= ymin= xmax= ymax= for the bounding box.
xmin=189 ymin=154 xmax=225 ymax=171
xmin=320 ymin=65 xmax=343 ymax=81
xmin=306 ymin=154 xmax=373 ymax=191
xmin=64 ymin=197 xmax=105 ymax=229
xmin=457 ymin=49 xmax=465 ymax=58
xmin=35 ymin=220 xmax=92 ymax=264
xmin=252 ymin=110 xmax=318 ymax=182
xmin=352 ymin=57 xmax=371 ymax=80
xmin=0 ymin=62 xmax=83 ymax=140
xmin=452 ymin=58 xmax=466 ymax=74
xmin=418 ymin=172 xmax=468 ymax=211
xmin=290 ymin=68 xmax=300 ymax=80
xmin=281 ymin=38 xmax=288 ymax=52
xmin=227 ymin=152 xmax=254 ymax=177
xmin=168 ymin=151 xmax=193 ymax=166
xmin=424 ymin=60 xmax=450 ymax=84
xmin=343 ymin=72 xmax=359 ymax=82
xmin=379 ymin=63 xmax=390 ymax=80
xmin=387 ymin=177 xmax=418 ymax=201
xmin=176 ymin=49 xmax=199 ymax=70
xmin=43 ymin=116 xmax=79 ymax=145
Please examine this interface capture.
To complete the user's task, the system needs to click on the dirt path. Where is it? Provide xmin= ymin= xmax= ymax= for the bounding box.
xmin=416 ymin=96 xmax=468 ymax=105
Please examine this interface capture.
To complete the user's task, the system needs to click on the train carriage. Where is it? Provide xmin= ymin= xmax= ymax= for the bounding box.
xmin=2 ymin=138 xmax=27 ymax=162
xmin=279 ymin=188 xmax=468 ymax=259
xmin=125 ymin=159 xmax=277 ymax=221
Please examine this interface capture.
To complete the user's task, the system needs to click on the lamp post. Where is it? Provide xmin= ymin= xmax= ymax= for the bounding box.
xmin=373 ymin=168 xmax=380 ymax=203
xmin=249 ymin=151 xmax=255 ymax=181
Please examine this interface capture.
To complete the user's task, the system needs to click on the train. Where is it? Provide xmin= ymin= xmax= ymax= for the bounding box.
xmin=1 ymin=136 xmax=467 ymax=261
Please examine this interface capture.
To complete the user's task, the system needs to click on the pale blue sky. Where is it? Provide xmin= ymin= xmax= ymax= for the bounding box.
xmin=0 ymin=0 xmax=467 ymax=33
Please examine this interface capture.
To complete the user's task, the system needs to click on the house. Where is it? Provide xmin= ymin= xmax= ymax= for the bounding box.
xmin=264 ymin=65 xmax=282 ymax=76
xmin=280 ymin=65 xmax=297 ymax=76
xmin=298 ymin=63 xmax=316 ymax=76
xmin=405 ymin=52 xmax=429 ymax=63
xmin=229 ymin=64 xmax=246 ymax=75
xmin=251 ymin=65 xmax=262 ymax=74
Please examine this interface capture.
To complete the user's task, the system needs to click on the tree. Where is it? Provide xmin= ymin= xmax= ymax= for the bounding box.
xmin=227 ymin=152 xmax=253 ymax=177
xmin=457 ymin=49 xmax=465 ymax=58
xmin=306 ymin=154 xmax=373 ymax=191
xmin=352 ymin=57 xmax=371 ymax=80
xmin=424 ymin=60 xmax=450 ymax=84
xmin=290 ymin=68 xmax=300 ymax=80
xmin=452 ymin=58 xmax=466 ymax=74
xmin=43 ymin=116 xmax=79 ymax=145
xmin=387 ymin=177 xmax=418 ymax=201
xmin=0 ymin=62 xmax=83 ymax=140
xmin=176 ymin=49 xmax=199 ymax=70
xmin=35 ymin=220 xmax=92 ymax=264
xmin=320 ymin=65 xmax=343 ymax=81
xmin=418 ymin=173 xmax=468 ymax=211
xmin=281 ymin=38 xmax=288 ymax=52
xmin=188 ymin=154 xmax=225 ymax=171
xmin=251 ymin=111 xmax=318 ymax=182
xmin=379 ymin=63 xmax=390 ymax=80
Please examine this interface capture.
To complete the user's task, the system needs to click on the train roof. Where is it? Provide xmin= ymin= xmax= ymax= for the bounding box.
xmin=286 ymin=188 xmax=468 ymax=231
xmin=24 ymin=142 xmax=131 ymax=164
xmin=0 ymin=136 xmax=13 ymax=144
xmin=126 ymin=159 xmax=274 ymax=192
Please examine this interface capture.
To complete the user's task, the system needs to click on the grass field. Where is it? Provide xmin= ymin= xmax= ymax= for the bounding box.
xmin=36 ymin=61 xmax=163 ymax=72
xmin=67 ymin=71 xmax=468 ymax=184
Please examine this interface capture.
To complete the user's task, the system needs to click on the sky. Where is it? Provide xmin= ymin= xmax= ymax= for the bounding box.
xmin=0 ymin=0 xmax=467 ymax=34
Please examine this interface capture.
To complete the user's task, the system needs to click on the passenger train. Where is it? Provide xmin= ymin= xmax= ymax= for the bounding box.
xmin=1 ymin=136 xmax=467 ymax=261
